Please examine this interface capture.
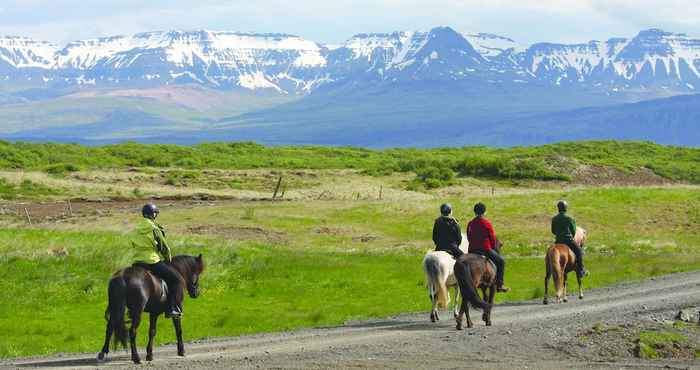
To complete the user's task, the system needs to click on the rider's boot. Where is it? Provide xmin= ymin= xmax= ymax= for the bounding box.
xmin=164 ymin=297 xmax=183 ymax=318
xmin=496 ymin=281 xmax=510 ymax=293
xmin=576 ymin=261 xmax=589 ymax=278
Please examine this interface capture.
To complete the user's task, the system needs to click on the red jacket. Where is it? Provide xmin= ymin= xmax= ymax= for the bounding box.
xmin=467 ymin=216 xmax=497 ymax=251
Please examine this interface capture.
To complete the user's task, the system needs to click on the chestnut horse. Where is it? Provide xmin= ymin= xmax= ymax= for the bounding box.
xmin=453 ymin=244 xmax=503 ymax=330
xmin=97 ymin=255 xmax=205 ymax=364
xmin=543 ymin=227 xmax=586 ymax=304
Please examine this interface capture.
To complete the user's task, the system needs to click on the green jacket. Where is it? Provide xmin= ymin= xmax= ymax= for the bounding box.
xmin=131 ymin=218 xmax=172 ymax=264
xmin=551 ymin=211 xmax=576 ymax=243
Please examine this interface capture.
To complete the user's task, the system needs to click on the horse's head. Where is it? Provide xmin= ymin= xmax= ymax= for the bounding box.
xmin=173 ymin=254 xmax=205 ymax=299
xmin=187 ymin=254 xmax=205 ymax=299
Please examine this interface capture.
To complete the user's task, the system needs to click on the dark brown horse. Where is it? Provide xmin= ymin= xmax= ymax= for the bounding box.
xmin=97 ymin=255 xmax=205 ymax=364
xmin=454 ymin=253 xmax=497 ymax=330
xmin=543 ymin=227 xmax=586 ymax=304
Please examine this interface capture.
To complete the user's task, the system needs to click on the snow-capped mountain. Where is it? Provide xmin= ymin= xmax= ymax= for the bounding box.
xmin=1 ymin=27 xmax=700 ymax=94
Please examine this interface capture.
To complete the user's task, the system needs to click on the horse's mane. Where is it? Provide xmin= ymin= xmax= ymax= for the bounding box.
xmin=171 ymin=255 xmax=203 ymax=278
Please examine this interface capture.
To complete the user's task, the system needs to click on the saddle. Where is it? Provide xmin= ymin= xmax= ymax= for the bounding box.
xmin=132 ymin=263 xmax=169 ymax=300
xmin=470 ymin=253 xmax=496 ymax=270
xmin=159 ymin=279 xmax=169 ymax=300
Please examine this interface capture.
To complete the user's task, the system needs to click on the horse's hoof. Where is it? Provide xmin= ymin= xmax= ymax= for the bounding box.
xmin=178 ymin=351 xmax=185 ymax=357
xmin=96 ymin=352 xmax=106 ymax=362
xmin=486 ymin=321 xmax=492 ymax=327
xmin=430 ymin=314 xmax=436 ymax=323
xmin=456 ymin=324 xmax=463 ymax=330
xmin=132 ymin=358 xmax=141 ymax=365
xmin=563 ymin=298 xmax=568 ymax=303
xmin=146 ymin=354 xmax=153 ymax=362
xmin=579 ymin=295 xmax=584 ymax=300
xmin=543 ymin=300 xmax=548 ymax=305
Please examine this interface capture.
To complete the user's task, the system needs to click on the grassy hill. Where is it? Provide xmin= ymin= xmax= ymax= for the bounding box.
xmin=1 ymin=140 xmax=699 ymax=187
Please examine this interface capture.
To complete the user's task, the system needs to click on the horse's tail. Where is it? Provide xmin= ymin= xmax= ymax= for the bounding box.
xmin=551 ymin=248 xmax=564 ymax=298
xmin=424 ymin=256 xmax=449 ymax=309
xmin=455 ymin=260 xmax=489 ymax=311
xmin=106 ymin=274 xmax=128 ymax=349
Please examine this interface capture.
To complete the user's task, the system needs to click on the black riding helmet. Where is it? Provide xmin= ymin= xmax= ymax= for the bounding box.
xmin=557 ymin=200 xmax=568 ymax=212
xmin=142 ymin=203 xmax=159 ymax=219
xmin=474 ymin=202 xmax=486 ymax=215
xmin=440 ymin=203 xmax=452 ymax=216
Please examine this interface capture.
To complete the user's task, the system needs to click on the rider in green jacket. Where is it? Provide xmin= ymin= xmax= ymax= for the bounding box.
xmin=551 ymin=200 xmax=588 ymax=277
xmin=132 ymin=204 xmax=182 ymax=317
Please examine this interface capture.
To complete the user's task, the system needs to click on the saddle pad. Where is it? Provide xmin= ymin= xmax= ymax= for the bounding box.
xmin=474 ymin=254 xmax=496 ymax=270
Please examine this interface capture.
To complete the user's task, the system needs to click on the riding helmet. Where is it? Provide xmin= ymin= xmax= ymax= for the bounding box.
xmin=557 ymin=200 xmax=568 ymax=212
xmin=142 ymin=203 xmax=160 ymax=219
xmin=474 ymin=202 xmax=486 ymax=215
xmin=440 ymin=203 xmax=452 ymax=216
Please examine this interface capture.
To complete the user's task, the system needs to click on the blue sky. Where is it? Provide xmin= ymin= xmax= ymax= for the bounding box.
xmin=1 ymin=0 xmax=698 ymax=45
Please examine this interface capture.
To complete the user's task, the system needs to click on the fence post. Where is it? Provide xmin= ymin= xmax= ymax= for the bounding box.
xmin=378 ymin=185 xmax=383 ymax=200
xmin=272 ymin=176 xmax=283 ymax=199
xmin=67 ymin=200 xmax=74 ymax=217
xmin=24 ymin=207 xmax=32 ymax=225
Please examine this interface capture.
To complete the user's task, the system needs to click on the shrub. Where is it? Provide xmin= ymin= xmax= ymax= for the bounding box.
xmin=44 ymin=163 xmax=81 ymax=175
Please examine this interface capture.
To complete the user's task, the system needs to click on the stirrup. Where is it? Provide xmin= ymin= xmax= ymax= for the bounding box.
xmin=496 ymin=286 xmax=510 ymax=293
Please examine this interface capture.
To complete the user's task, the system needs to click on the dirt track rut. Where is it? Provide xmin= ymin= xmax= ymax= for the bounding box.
xmin=7 ymin=271 xmax=700 ymax=369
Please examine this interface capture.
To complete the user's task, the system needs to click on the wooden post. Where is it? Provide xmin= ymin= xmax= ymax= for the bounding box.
xmin=24 ymin=207 xmax=32 ymax=225
xmin=67 ymin=200 xmax=74 ymax=217
xmin=272 ymin=176 xmax=283 ymax=199
xmin=378 ymin=185 xmax=383 ymax=200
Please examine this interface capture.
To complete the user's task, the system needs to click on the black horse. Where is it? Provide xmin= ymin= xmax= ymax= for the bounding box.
xmin=97 ymin=254 xmax=205 ymax=364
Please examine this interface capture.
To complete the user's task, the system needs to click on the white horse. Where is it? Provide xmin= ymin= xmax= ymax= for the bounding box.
xmin=423 ymin=234 xmax=468 ymax=322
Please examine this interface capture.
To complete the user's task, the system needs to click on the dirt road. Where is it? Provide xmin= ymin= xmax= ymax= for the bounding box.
xmin=7 ymin=271 xmax=700 ymax=369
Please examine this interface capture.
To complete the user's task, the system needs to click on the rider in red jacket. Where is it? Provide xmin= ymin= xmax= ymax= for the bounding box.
xmin=467 ymin=202 xmax=509 ymax=292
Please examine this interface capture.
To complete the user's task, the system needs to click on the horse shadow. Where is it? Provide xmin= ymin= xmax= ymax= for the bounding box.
xmin=346 ymin=319 xmax=446 ymax=332
xmin=12 ymin=354 xmax=129 ymax=368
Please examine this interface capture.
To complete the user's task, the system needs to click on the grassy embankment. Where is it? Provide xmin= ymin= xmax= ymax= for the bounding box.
xmin=0 ymin=141 xmax=699 ymax=358
xmin=1 ymin=187 xmax=699 ymax=357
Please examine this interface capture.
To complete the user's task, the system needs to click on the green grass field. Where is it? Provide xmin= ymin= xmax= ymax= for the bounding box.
xmin=1 ymin=185 xmax=699 ymax=358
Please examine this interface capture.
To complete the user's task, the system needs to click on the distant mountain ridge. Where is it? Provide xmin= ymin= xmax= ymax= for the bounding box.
xmin=1 ymin=27 xmax=700 ymax=94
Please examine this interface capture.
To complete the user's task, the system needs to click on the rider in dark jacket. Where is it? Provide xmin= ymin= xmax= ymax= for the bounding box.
xmin=467 ymin=202 xmax=509 ymax=292
xmin=551 ymin=200 xmax=588 ymax=277
xmin=432 ymin=203 xmax=464 ymax=259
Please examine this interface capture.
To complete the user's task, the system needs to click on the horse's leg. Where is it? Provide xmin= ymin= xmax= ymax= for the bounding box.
xmin=429 ymin=286 xmax=436 ymax=322
xmin=129 ymin=310 xmax=143 ymax=364
xmin=453 ymin=285 xmax=460 ymax=319
xmin=481 ymin=287 xmax=488 ymax=323
xmin=563 ymin=273 xmax=569 ymax=303
xmin=97 ymin=317 xmax=113 ymax=361
xmin=485 ymin=285 xmax=496 ymax=326
xmin=146 ymin=313 xmax=158 ymax=361
xmin=577 ymin=273 xmax=584 ymax=300
xmin=543 ymin=258 xmax=551 ymax=305
xmin=456 ymin=299 xmax=465 ymax=330
xmin=464 ymin=300 xmax=473 ymax=329
xmin=173 ymin=317 xmax=185 ymax=356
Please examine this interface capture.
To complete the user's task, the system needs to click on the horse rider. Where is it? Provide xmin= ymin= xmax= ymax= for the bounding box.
xmin=552 ymin=200 xmax=588 ymax=277
xmin=132 ymin=203 xmax=183 ymax=317
xmin=432 ymin=203 xmax=464 ymax=260
xmin=466 ymin=202 xmax=509 ymax=292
